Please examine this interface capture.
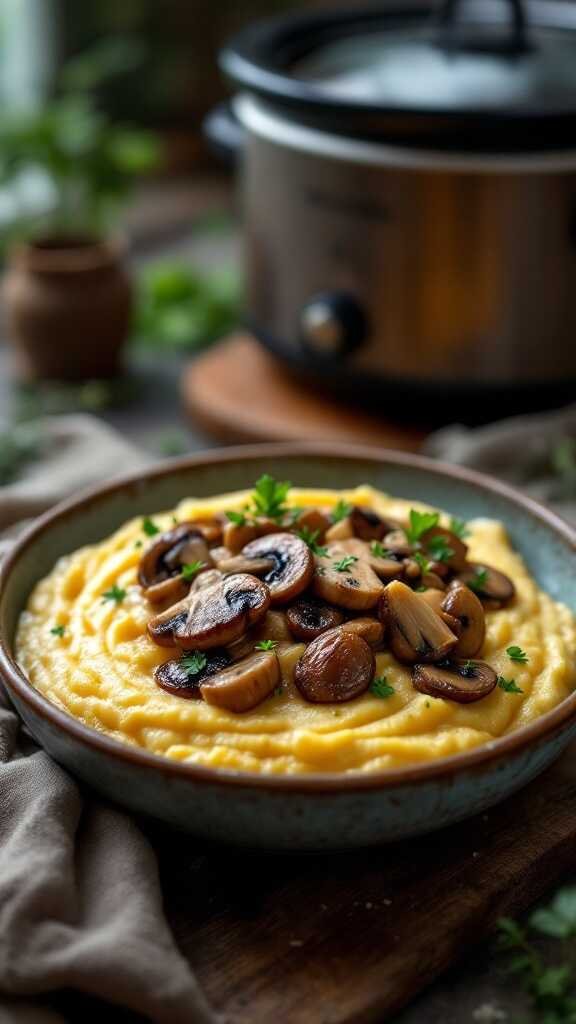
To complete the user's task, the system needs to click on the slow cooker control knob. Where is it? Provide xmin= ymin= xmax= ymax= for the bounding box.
xmin=300 ymin=292 xmax=367 ymax=359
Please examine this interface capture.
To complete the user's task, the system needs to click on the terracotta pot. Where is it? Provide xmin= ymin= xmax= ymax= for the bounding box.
xmin=2 ymin=236 xmax=133 ymax=380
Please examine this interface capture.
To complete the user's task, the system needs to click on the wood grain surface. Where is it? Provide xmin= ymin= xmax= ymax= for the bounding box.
xmin=148 ymin=743 xmax=576 ymax=1024
xmin=182 ymin=335 xmax=427 ymax=451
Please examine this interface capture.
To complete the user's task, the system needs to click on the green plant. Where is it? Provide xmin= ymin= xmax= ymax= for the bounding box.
xmin=0 ymin=37 xmax=159 ymax=242
xmin=134 ymin=261 xmax=240 ymax=350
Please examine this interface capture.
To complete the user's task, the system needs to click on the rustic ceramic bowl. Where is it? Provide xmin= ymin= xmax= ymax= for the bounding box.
xmin=1 ymin=444 xmax=575 ymax=850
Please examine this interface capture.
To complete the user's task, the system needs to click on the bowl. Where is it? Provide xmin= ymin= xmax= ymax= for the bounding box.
xmin=1 ymin=443 xmax=575 ymax=851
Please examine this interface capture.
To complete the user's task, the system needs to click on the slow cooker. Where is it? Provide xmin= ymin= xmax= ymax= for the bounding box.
xmin=208 ymin=0 xmax=576 ymax=419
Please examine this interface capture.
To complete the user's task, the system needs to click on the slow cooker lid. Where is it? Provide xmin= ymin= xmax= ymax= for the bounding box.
xmin=222 ymin=1 xmax=576 ymax=150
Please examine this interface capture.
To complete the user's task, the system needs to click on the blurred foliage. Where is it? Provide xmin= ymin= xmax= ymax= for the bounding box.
xmin=134 ymin=261 xmax=241 ymax=350
xmin=0 ymin=421 xmax=44 ymax=486
xmin=0 ymin=37 xmax=159 ymax=242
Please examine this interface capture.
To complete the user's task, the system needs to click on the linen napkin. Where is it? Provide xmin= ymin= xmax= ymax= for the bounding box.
xmin=0 ymin=415 xmax=218 ymax=1024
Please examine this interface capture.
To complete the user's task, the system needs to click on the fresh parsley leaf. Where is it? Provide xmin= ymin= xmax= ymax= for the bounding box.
xmin=250 ymin=474 xmax=291 ymax=520
xmin=426 ymin=534 xmax=455 ymax=563
xmin=296 ymin=527 xmax=328 ymax=557
xmin=467 ymin=568 xmax=488 ymax=594
xmin=370 ymin=676 xmax=395 ymax=699
xmin=102 ymin=585 xmax=127 ymax=605
xmin=449 ymin=516 xmax=470 ymax=540
xmin=507 ymin=645 xmax=529 ymax=664
xmin=331 ymin=499 xmax=352 ymax=523
xmin=50 ymin=625 xmax=65 ymax=637
xmin=370 ymin=541 xmax=392 ymax=559
xmin=498 ymin=675 xmax=523 ymax=694
xmin=180 ymin=651 xmax=207 ymax=675
xmin=181 ymin=561 xmax=206 ymax=581
xmin=255 ymin=639 xmax=278 ymax=651
xmin=226 ymin=510 xmax=247 ymax=526
xmin=333 ymin=555 xmax=358 ymax=573
xmin=413 ymin=551 xmax=432 ymax=574
xmin=405 ymin=509 xmax=440 ymax=544
xmin=142 ymin=516 xmax=160 ymax=537
xmin=134 ymin=539 xmax=143 ymax=549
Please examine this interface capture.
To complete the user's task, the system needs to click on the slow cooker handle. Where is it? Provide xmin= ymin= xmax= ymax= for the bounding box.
xmin=435 ymin=0 xmax=530 ymax=55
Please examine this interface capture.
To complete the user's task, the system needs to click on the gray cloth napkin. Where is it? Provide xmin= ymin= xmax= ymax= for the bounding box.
xmin=0 ymin=415 xmax=217 ymax=1024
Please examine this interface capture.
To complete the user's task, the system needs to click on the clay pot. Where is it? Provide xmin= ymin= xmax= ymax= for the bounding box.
xmin=2 ymin=236 xmax=133 ymax=380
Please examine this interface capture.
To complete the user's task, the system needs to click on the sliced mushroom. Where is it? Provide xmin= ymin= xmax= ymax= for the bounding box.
xmin=458 ymin=562 xmax=516 ymax=605
xmin=420 ymin=525 xmax=468 ymax=572
xmin=147 ymin=599 xmax=190 ymax=648
xmin=169 ymin=573 xmax=270 ymax=650
xmin=138 ymin=524 xmax=213 ymax=605
xmin=421 ymin=571 xmax=447 ymax=590
xmin=289 ymin=507 xmax=331 ymax=539
xmin=382 ymin=529 xmax=414 ymax=559
xmin=324 ymin=517 xmax=354 ymax=543
xmin=412 ymin=659 xmax=497 ymax=704
xmin=223 ymin=517 xmax=277 ymax=555
xmin=241 ymin=533 xmax=314 ymax=605
xmin=419 ymin=589 xmax=462 ymax=635
xmin=188 ymin=516 xmax=224 ymax=546
xmin=379 ymin=580 xmax=458 ymax=664
xmin=441 ymin=581 xmax=486 ymax=658
xmin=350 ymin=505 xmax=394 ymax=541
xmin=191 ymin=568 xmax=222 ymax=592
xmin=338 ymin=538 xmax=404 ymax=581
xmin=338 ymin=617 xmax=385 ymax=647
xmin=154 ymin=649 xmax=230 ymax=698
xmin=215 ymin=553 xmax=276 ymax=576
xmin=286 ymin=598 xmax=344 ymax=642
xmin=294 ymin=628 xmax=375 ymax=703
xmin=200 ymin=650 xmax=280 ymax=712
xmin=312 ymin=546 xmax=384 ymax=611
xmin=251 ymin=610 xmax=294 ymax=643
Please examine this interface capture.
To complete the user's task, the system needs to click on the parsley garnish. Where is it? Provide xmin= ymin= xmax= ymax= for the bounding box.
xmin=134 ymin=540 xmax=143 ymax=549
xmin=449 ymin=516 xmax=469 ymax=540
xmin=142 ymin=516 xmax=160 ymax=537
xmin=426 ymin=534 xmax=455 ymax=563
xmin=498 ymin=675 xmax=523 ymax=694
xmin=226 ymin=510 xmax=248 ymax=527
xmin=181 ymin=651 xmax=207 ymax=675
xmin=331 ymin=499 xmax=352 ymax=524
xmin=370 ymin=676 xmax=395 ymax=699
xmin=250 ymin=474 xmax=291 ymax=520
xmin=467 ymin=568 xmax=488 ymax=594
xmin=370 ymin=541 xmax=392 ymax=559
xmin=405 ymin=509 xmax=440 ymax=544
xmin=461 ymin=660 xmax=476 ymax=677
xmin=255 ymin=639 xmax=278 ymax=651
xmin=102 ymin=585 xmax=127 ymax=605
xmin=296 ymin=527 xmax=328 ymax=557
xmin=333 ymin=555 xmax=358 ymax=573
xmin=507 ymin=645 xmax=529 ymax=664
xmin=414 ymin=551 xmax=433 ymax=574
xmin=181 ymin=561 xmax=206 ymax=581
xmin=50 ymin=625 xmax=65 ymax=637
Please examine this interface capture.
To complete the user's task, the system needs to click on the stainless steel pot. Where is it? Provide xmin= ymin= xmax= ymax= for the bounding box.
xmin=211 ymin=1 xmax=576 ymax=417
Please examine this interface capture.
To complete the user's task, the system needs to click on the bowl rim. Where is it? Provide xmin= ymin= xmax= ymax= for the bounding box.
xmin=1 ymin=441 xmax=575 ymax=794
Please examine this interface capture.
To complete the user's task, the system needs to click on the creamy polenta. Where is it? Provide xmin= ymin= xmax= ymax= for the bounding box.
xmin=16 ymin=486 xmax=576 ymax=774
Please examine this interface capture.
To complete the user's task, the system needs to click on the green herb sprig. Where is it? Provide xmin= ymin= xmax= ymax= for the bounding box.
xmin=102 ymin=584 xmax=127 ymax=605
xmin=370 ymin=541 xmax=393 ymax=559
xmin=331 ymin=500 xmax=352 ymax=524
xmin=370 ymin=676 xmax=395 ymax=699
xmin=250 ymin=474 xmax=291 ymax=521
xmin=181 ymin=561 xmax=206 ymax=581
xmin=405 ymin=509 xmax=440 ymax=544
xmin=226 ymin=510 xmax=248 ymax=527
xmin=467 ymin=568 xmax=488 ymax=594
xmin=426 ymin=534 xmax=455 ymax=563
xmin=142 ymin=517 xmax=160 ymax=537
xmin=333 ymin=555 xmax=358 ymax=573
xmin=449 ymin=516 xmax=470 ymax=540
xmin=180 ymin=651 xmax=207 ymax=676
xmin=296 ymin=527 xmax=328 ymax=557
xmin=50 ymin=625 xmax=66 ymax=638
xmin=498 ymin=675 xmax=523 ymax=694
xmin=255 ymin=640 xmax=278 ymax=651
xmin=507 ymin=645 xmax=529 ymax=664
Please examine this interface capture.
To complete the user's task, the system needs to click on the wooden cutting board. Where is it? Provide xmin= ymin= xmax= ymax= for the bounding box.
xmin=149 ymin=742 xmax=576 ymax=1023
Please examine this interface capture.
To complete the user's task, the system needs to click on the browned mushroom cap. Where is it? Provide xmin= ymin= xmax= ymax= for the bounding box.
xmin=421 ymin=571 xmax=447 ymax=590
xmin=139 ymin=524 xmax=213 ymax=605
xmin=188 ymin=516 xmax=224 ymax=546
xmin=412 ymin=659 xmax=497 ymax=704
xmin=171 ymin=573 xmax=270 ymax=650
xmin=324 ymin=517 xmax=354 ymax=543
xmin=418 ymin=589 xmax=461 ymax=635
xmin=379 ymin=580 xmax=458 ymax=664
xmin=458 ymin=562 xmax=516 ymax=605
xmin=382 ymin=529 xmax=414 ymax=559
xmin=251 ymin=610 xmax=294 ymax=643
xmin=241 ymin=533 xmax=314 ymax=605
xmin=420 ymin=525 xmax=468 ymax=572
xmin=200 ymin=650 xmax=280 ymax=712
xmin=286 ymin=599 xmax=344 ymax=642
xmin=215 ymin=552 xmax=276 ymax=576
xmin=338 ymin=538 xmax=404 ymax=581
xmin=312 ymin=546 xmax=384 ymax=611
xmin=289 ymin=507 xmax=331 ymax=539
xmin=338 ymin=617 xmax=385 ymax=647
xmin=294 ymin=628 xmax=375 ymax=703
xmin=223 ymin=517 xmax=277 ymax=554
xmin=154 ymin=649 xmax=231 ymax=698
xmin=147 ymin=599 xmax=190 ymax=648
xmin=349 ymin=506 xmax=393 ymax=541
xmin=441 ymin=581 xmax=486 ymax=658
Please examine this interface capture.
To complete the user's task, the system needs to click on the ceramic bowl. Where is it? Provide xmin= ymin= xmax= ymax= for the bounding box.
xmin=1 ymin=444 xmax=575 ymax=851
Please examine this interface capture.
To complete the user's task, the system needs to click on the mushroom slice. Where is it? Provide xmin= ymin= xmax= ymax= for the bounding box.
xmin=325 ymin=517 xmax=354 ymax=543
xmin=419 ymin=589 xmax=461 ymax=635
xmin=173 ymin=573 xmax=270 ymax=650
xmin=382 ymin=529 xmax=414 ymax=559
xmin=350 ymin=505 xmax=392 ymax=541
xmin=223 ymin=517 xmax=277 ymax=554
xmin=188 ymin=516 xmax=224 ymax=545
xmin=420 ymin=525 xmax=468 ymax=572
xmin=338 ymin=617 xmax=385 ymax=647
xmin=191 ymin=569 xmax=222 ymax=592
xmin=139 ymin=523 xmax=213 ymax=605
xmin=458 ymin=562 xmax=516 ymax=605
xmin=338 ymin=538 xmax=403 ymax=581
xmin=412 ymin=659 xmax=497 ymax=704
xmin=200 ymin=650 xmax=280 ymax=713
xmin=252 ymin=610 xmax=294 ymax=643
xmin=147 ymin=599 xmax=190 ymax=648
xmin=380 ymin=580 xmax=457 ymax=664
xmin=441 ymin=581 xmax=486 ymax=658
xmin=286 ymin=598 xmax=344 ymax=642
xmin=216 ymin=553 xmax=276 ymax=576
xmin=312 ymin=546 xmax=384 ymax=611
xmin=241 ymin=533 xmax=314 ymax=605
xmin=289 ymin=507 xmax=331 ymax=539
xmin=154 ymin=649 xmax=230 ymax=698
xmin=294 ymin=628 xmax=375 ymax=704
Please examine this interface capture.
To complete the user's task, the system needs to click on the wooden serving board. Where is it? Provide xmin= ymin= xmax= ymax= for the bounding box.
xmin=148 ymin=742 xmax=576 ymax=1024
